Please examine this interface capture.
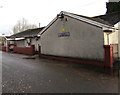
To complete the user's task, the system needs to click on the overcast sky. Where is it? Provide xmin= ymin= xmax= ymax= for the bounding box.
xmin=0 ymin=0 xmax=108 ymax=36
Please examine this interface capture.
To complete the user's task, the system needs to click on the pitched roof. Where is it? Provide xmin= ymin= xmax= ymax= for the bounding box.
xmin=93 ymin=11 xmax=120 ymax=25
xmin=40 ymin=11 xmax=112 ymax=35
xmin=65 ymin=12 xmax=112 ymax=26
xmin=11 ymin=27 xmax=45 ymax=38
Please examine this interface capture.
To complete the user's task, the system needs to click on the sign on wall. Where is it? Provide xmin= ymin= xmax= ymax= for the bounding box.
xmin=58 ymin=28 xmax=70 ymax=37
xmin=58 ymin=32 xmax=70 ymax=37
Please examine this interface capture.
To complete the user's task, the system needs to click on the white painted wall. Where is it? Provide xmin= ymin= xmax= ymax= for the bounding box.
xmin=2 ymin=38 xmax=7 ymax=46
xmin=104 ymin=30 xmax=118 ymax=45
xmin=118 ymin=22 xmax=120 ymax=58
xmin=41 ymin=16 xmax=105 ymax=61
xmin=31 ymin=38 xmax=41 ymax=51
xmin=109 ymin=31 xmax=118 ymax=44
xmin=24 ymin=38 xmax=28 ymax=47
xmin=25 ymin=38 xmax=32 ymax=47
xmin=24 ymin=37 xmax=41 ymax=51
xmin=104 ymin=21 xmax=120 ymax=58
xmin=104 ymin=33 xmax=108 ymax=45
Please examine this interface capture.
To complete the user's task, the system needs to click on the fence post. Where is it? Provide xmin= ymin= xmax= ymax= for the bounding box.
xmin=104 ymin=45 xmax=113 ymax=68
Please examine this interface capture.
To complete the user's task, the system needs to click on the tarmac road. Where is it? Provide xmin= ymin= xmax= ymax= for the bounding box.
xmin=1 ymin=51 xmax=119 ymax=93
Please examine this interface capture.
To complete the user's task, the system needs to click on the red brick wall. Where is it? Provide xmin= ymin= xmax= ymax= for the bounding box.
xmin=14 ymin=45 xmax=35 ymax=55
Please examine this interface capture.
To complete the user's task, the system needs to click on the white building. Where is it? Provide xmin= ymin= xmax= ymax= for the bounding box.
xmin=39 ymin=11 xmax=113 ymax=62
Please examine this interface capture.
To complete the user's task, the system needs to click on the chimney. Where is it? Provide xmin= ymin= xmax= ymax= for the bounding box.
xmin=106 ymin=1 xmax=120 ymax=14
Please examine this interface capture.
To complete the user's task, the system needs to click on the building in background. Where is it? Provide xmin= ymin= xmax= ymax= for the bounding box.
xmin=94 ymin=0 xmax=120 ymax=59
xmin=10 ymin=27 xmax=44 ymax=52
xmin=3 ymin=27 xmax=45 ymax=55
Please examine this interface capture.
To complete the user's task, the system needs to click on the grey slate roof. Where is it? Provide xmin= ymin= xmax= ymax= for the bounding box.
xmin=93 ymin=11 xmax=120 ymax=26
xmin=11 ymin=27 xmax=45 ymax=38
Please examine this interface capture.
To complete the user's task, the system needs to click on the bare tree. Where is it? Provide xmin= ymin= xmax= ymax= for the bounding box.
xmin=13 ymin=18 xmax=38 ymax=34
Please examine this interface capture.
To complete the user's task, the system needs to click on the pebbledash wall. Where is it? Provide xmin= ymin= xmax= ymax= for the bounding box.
xmin=41 ymin=15 xmax=105 ymax=62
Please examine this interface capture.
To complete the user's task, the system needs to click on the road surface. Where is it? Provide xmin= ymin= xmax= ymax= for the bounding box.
xmin=1 ymin=51 xmax=119 ymax=93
